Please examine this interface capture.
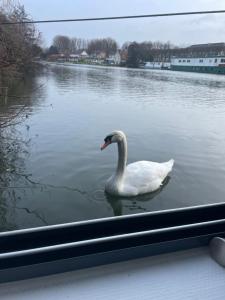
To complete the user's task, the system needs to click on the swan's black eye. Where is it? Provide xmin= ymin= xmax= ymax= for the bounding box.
xmin=104 ymin=135 xmax=113 ymax=143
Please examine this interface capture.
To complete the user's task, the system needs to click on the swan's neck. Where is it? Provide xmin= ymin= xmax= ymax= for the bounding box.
xmin=115 ymin=136 xmax=127 ymax=179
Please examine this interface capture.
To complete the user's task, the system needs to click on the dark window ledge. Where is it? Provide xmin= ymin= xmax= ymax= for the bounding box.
xmin=0 ymin=202 xmax=225 ymax=283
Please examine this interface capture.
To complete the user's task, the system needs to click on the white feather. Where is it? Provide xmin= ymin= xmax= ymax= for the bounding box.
xmin=121 ymin=159 xmax=174 ymax=196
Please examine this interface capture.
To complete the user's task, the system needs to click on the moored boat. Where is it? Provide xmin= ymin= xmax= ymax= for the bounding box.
xmin=144 ymin=62 xmax=171 ymax=70
xmin=171 ymin=56 xmax=225 ymax=74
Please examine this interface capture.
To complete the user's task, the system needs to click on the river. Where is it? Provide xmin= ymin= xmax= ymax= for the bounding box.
xmin=0 ymin=64 xmax=225 ymax=231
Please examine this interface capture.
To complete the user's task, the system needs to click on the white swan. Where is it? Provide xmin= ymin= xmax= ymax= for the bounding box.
xmin=101 ymin=130 xmax=174 ymax=197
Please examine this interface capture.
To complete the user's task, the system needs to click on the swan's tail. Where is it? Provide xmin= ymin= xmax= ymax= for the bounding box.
xmin=164 ymin=159 xmax=174 ymax=173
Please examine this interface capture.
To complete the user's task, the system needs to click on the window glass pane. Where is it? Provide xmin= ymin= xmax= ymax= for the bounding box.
xmin=1 ymin=3 xmax=225 ymax=232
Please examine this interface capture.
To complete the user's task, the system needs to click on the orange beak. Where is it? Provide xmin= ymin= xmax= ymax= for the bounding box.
xmin=100 ymin=141 xmax=111 ymax=151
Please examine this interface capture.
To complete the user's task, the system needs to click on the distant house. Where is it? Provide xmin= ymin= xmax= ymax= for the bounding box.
xmin=97 ymin=52 xmax=107 ymax=60
xmin=80 ymin=50 xmax=89 ymax=59
xmin=155 ymin=42 xmax=225 ymax=62
xmin=106 ymin=51 xmax=121 ymax=65
xmin=47 ymin=54 xmax=58 ymax=61
xmin=114 ymin=51 xmax=121 ymax=65
xmin=47 ymin=53 xmax=66 ymax=62
xmin=69 ymin=54 xmax=79 ymax=62
xmin=57 ymin=54 xmax=66 ymax=62
xmin=84 ymin=51 xmax=105 ymax=64
xmin=187 ymin=43 xmax=225 ymax=57
xmin=120 ymin=49 xmax=128 ymax=65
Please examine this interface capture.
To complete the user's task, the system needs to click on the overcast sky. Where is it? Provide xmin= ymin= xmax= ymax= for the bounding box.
xmin=19 ymin=0 xmax=225 ymax=47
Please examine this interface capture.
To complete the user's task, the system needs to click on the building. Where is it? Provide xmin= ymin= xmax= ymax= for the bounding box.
xmin=148 ymin=43 xmax=225 ymax=65
xmin=80 ymin=50 xmax=89 ymax=59
xmin=69 ymin=54 xmax=79 ymax=62
xmin=186 ymin=43 xmax=225 ymax=57
xmin=47 ymin=53 xmax=66 ymax=62
xmin=96 ymin=51 xmax=107 ymax=60
xmin=105 ymin=51 xmax=121 ymax=65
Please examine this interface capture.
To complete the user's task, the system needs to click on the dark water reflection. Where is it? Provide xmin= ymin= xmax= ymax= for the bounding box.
xmin=1 ymin=64 xmax=225 ymax=231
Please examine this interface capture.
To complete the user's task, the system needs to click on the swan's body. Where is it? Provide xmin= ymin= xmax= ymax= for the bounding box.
xmin=101 ymin=130 xmax=174 ymax=197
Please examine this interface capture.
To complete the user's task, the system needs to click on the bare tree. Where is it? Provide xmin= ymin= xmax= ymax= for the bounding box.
xmin=53 ymin=35 xmax=71 ymax=55
xmin=0 ymin=0 xmax=42 ymax=79
xmin=87 ymin=38 xmax=118 ymax=56
xmin=121 ymin=41 xmax=131 ymax=51
xmin=69 ymin=37 xmax=77 ymax=53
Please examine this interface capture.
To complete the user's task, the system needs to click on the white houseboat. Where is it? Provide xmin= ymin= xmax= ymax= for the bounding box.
xmin=144 ymin=62 xmax=171 ymax=70
xmin=171 ymin=56 xmax=225 ymax=74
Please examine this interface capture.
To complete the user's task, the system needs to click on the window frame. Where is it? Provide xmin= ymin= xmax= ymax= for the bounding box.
xmin=0 ymin=202 xmax=225 ymax=283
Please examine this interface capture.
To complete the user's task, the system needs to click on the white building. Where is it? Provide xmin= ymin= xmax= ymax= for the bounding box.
xmin=80 ymin=51 xmax=89 ymax=58
xmin=106 ymin=51 xmax=121 ymax=65
xmin=69 ymin=54 xmax=79 ymax=62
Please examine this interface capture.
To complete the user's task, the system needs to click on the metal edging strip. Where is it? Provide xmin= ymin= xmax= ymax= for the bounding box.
xmin=0 ymin=217 xmax=225 ymax=259
xmin=1 ymin=202 xmax=225 ymax=283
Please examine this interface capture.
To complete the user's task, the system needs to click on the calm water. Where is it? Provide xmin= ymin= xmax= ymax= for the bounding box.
xmin=1 ymin=64 xmax=225 ymax=231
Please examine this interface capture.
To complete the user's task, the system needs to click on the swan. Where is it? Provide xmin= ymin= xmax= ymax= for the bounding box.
xmin=101 ymin=130 xmax=174 ymax=197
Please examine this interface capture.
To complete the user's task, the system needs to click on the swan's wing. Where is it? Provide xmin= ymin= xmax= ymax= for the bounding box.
xmin=125 ymin=160 xmax=172 ymax=182
xmin=122 ymin=160 xmax=173 ymax=195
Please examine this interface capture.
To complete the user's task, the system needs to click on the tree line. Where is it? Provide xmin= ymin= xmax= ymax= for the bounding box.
xmin=44 ymin=35 xmax=118 ymax=57
xmin=46 ymin=36 xmax=225 ymax=68
xmin=125 ymin=41 xmax=177 ymax=67
xmin=44 ymin=35 xmax=178 ymax=64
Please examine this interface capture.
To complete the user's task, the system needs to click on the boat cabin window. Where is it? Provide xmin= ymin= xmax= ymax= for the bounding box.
xmin=199 ymin=59 xmax=203 ymax=63
xmin=187 ymin=60 xmax=190 ymax=63
xmin=221 ymin=59 xmax=225 ymax=63
xmin=215 ymin=58 xmax=218 ymax=63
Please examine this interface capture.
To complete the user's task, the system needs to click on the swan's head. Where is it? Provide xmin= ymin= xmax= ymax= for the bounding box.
xmin=101 ymin=130 xmax=125 ymax=150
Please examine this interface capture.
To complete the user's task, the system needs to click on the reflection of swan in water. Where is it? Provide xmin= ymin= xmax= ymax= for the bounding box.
xmin=106 ymin=176 xmax=171 ymax=216
xmin=101 ymin=130 xmax=174 ymax=197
